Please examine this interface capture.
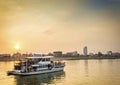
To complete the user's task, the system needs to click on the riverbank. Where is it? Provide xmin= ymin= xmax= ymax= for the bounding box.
xmin=0 ymin=56 xmax=119 ymax=61
xmin=52 ymin=56 xmax=120 ymax=61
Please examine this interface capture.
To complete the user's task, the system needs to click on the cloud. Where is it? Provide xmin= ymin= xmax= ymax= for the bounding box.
xmin=43 ymin=29 xmax=55 ymax=35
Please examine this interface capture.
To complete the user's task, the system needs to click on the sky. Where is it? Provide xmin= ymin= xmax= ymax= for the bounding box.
xmin=0 ymin=0 xmax=120 ymax=54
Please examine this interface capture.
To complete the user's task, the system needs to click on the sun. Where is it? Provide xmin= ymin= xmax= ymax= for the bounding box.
xmin=15 ymin=44 xmax=20 ymax=50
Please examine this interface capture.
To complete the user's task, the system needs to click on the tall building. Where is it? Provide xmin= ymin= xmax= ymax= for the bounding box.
xmin=83 ymin=46 xmax=88 ymax=56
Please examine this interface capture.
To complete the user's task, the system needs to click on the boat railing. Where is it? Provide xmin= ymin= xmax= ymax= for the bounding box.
xmin=53 ymin=61 xmax=65 ymax=67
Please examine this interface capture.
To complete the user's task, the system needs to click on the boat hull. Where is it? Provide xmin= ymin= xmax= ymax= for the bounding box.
xmin=7 ymin=67 xmax=64 ymax=76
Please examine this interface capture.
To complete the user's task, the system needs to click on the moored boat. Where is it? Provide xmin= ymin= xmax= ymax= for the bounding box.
xmin=7 ymin=55 xmax=65 ymax=76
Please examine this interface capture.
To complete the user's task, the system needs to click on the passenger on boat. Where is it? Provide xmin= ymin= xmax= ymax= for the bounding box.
xmin=28 ymin=66 xmax=33 ymax=72
xmin=48 ymin=64 xmax=52 ymax=70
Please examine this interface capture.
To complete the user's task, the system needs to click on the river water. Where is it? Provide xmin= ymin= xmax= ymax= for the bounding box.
xmin=0 ymin=59 xmax=120 ymax=85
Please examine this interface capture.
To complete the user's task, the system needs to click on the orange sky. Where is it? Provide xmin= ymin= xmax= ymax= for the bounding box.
xmin=0 ymin=0 xmax=120 ymax=54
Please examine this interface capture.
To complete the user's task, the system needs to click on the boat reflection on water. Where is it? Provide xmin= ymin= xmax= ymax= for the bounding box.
xmin=14 ymin=71 xmax=65 ymax=85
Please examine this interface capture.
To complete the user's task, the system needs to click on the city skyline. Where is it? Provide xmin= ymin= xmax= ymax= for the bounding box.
xmin=0 ymin=0 xmax=120 ymax=54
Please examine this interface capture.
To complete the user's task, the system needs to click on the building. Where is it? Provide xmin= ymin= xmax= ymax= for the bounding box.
xmin=83 ymin=46 xmax=88 ymax=56
xmin=53 ymin=51 xmax=62 ymax=57
xmin=66 ymin=51 xmax=79 ymax=57
xmin=89 ymin=53 xmax=94 ymax=56
xmin=0 ymin=54 xmax=11 ymax=61
xmin=0 ymin=54 xmax=11 ymax=58
xmin=107 ymin=51 xmax=112 ymax=55
xmin=48 ymin=52 xmax=53 ymax=56
xmin=12 ymin=52 xmax=22 ymax=59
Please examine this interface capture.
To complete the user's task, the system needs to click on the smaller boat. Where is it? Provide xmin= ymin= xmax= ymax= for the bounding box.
xmin=7 ymin=56 xmax=65 ymax=76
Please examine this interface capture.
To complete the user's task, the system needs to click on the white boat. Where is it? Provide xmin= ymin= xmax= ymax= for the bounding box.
xmin=7 ymin=56 xmax=65 ymax=76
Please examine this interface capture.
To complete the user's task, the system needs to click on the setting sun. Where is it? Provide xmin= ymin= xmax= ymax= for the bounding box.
xmin=15 ymin=44 xmax=20 ymax=50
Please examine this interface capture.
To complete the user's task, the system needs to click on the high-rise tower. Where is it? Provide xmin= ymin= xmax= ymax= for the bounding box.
xmin=83 ymin=46 xmax=88 ymax=56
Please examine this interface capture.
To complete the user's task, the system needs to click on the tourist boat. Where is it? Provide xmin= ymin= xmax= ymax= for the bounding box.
xmin=7 ymin=55 xmax=65 ymax=76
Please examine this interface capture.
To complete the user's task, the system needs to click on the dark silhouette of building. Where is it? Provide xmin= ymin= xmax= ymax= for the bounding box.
xmin=53 ymin=51 xmax=62 ymax=57
xmin=83 ymin=46 xmax=88 ymax=56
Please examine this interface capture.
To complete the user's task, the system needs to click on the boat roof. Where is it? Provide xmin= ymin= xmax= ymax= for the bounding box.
xmin=25 ymin=56 xmax=53 ymax=59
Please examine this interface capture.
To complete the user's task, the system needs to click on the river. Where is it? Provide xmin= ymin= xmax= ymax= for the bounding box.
xmin=0 ymin=59 xmax=120 ymax=85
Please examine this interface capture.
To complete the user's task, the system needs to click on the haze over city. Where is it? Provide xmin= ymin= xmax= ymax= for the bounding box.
xmin=0 ymin=0 xmax=120 ymax=54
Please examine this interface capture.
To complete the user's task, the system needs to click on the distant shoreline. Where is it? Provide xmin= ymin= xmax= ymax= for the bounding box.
xmin=52 ymin=56 xmax=120 ymax=61
xmin=0 ymin=56 xmax=120 ymax=61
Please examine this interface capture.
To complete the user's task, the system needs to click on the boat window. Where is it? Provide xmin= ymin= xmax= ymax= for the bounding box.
xmin=39 ymin=65 xmax=42 ymax=68
xmin=14 ymin=65 xmax=21 ymax=70
xmin=42 ymin=58 xmax=45 ymax=61
xmin=38 ymin=58 xmax=42 ymax=61
xmin=46 ymin=58 xmax=50 ymax=61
